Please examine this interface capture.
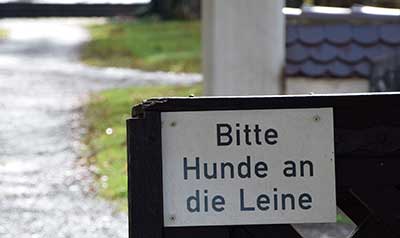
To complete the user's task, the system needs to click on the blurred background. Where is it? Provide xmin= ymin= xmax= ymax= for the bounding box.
xmin=1 ymin=0 xmax=400 ymax=237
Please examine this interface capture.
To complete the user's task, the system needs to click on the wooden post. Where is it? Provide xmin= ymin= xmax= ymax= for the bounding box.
xmin=202 ymin=0 xmax=285 ymax=96
xmin=127 ymin=112 xmax=163 ymax=238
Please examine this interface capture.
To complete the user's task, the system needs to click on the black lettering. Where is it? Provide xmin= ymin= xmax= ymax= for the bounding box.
xmin=187 ymin=190 xmax=200 ymax=212
xmin=217 ymin=123 xmax=232 ymax=146
xmin=257 ymin=194 xmax=270 ymax=211
xmin=254 ymin=124 xmax=262 ymax=145
xmin=183 ymin=157 xmax=200 ymax=180
xmin=240 ymin=189 xmax=255 ymax=211
xmin=238 ymin=156 xmax=251 ymax=178
xmin=204 ymin=163 xmax=217 ymax=179
xmin=283 ymin=160 xmax=296 ymax=177
xmin=204 ymin=189 xmax=209 ymax=212
xmin=236 ymin=123 xmax=241 ymax=146
xmin=281 ymin=193 xmax=295 ymax=210
xmin=265 ymin=128 xmax=278 ymax=145
xmin=255 ymin=161 xmax=268 ymax=178
xmin=300 ymin=160 xmax=314 ymax=177
xmin=221 ymin=162 xmax=234 ymax=179
xmin=273 ymin=188 xmax=278 ymax=210
xmin=299 ymin=193 xmax=312 ymax=209
xmin=244 ymin=124 xmax=252 ymax=145
xmin=212 ymin=195 xmax=225 ymax=212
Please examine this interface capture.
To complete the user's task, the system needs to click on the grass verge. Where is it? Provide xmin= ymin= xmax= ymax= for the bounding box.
xmin=82 ymin=84 xmax=202 ymax=210
xmin=81 ymin=20 xmax=201 ymax=73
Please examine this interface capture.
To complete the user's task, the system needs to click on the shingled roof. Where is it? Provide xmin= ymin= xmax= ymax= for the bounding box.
xmin=285 ymin=24 xmax=400 ymax=78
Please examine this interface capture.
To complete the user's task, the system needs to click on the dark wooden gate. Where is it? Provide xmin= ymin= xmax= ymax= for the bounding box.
xmin=127 ymin=93 xmax=400 ymax=238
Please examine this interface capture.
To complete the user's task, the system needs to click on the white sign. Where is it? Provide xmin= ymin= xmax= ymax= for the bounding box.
xmin=161 ymin=108 xmax=336 ymax=227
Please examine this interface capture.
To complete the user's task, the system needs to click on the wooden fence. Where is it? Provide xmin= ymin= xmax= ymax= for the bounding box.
xmin=128 ymin=93 xmax=400 ymax=238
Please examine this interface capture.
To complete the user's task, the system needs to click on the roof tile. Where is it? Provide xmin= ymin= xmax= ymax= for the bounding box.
xmin=354 ymin=61 xmax=371 ymax=78
xmin=380 ymin=24 xmax=400 ymax=45
xmin=286 ymin=25 xmax=298 ymax=45
xmin=336 ymin=43 xmax=364 ymax=63
xmin=285 ymin=64 xmax=300 ymax=76
xmin=328 ymin=61 xmax=352 ymax=77
xmin=353 ymin=25 xmax=379 ymax=45
xmin=365 ymin=44 xmax=393 ymax=61
xmin=325 ymin=24 xmax=352 ymax=45
xmin=287 ymin=43 xmax=309 ymax=62
xmin=309 ymin=42 xmax=337 ymax=63
xmin=286 ymin=24 xmax=400 ymax=78
xmin=300 ymin=60 xmax=326 ymax=77
xmin=298 ymin=25 xmax=324 ymax=45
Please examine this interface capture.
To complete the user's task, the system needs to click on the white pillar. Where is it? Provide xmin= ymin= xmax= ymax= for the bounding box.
xmin=202 ymin=0 xmax=285 ymax=96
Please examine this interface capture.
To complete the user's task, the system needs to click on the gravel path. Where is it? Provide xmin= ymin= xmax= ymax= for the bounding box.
xmin=0 ymin=18 xmax=200 ymax=238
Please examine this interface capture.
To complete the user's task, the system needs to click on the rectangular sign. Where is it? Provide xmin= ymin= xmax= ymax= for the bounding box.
xmin=161 ymin=108 xmax=336 ymax=227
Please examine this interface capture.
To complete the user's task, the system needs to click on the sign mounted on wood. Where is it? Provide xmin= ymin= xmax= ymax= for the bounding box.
xmin=162 ymin=109 xmax=336 ymax=227
xmin=127 ymin=93 xmax=400 ymax=238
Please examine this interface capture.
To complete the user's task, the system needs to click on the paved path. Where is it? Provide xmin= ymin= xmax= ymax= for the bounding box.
xmin=0 ymin=18 xmax=200 ymax=238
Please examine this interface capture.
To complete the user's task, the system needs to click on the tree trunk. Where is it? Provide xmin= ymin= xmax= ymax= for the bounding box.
xmin=152 ymin=0 xmax=200 ymax=20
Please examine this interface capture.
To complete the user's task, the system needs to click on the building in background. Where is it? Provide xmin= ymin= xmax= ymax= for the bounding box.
xmin=284 ymin=5 xmax=400 ymax=94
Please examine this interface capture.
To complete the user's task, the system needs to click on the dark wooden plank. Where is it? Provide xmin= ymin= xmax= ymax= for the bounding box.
xmin=337 ymin=190 xmax=370 ymax=225
xmin=133 ymin=94 xmax=400 ymax=157
xmin=335 ymin=126 xmax=400 ymax=158
xmin=338 ymin=188 xmax=400 ymax=237
xmin=128 ymin=112 xmax=163 ymax=238
xmin=336 ymin=191 xmax=394 ymax=238
xmin=132 ymin=93 xmax=400 ymax=116
xmin=132 ymin=94 xmax=400 ymax=134
xmin=165 ymin=224 xmax=301 ymax=238
xmin=350 ymin=215 xmax=398 ymax=238
xmin=352 ymin=187 xmax=400 ymax=236
xmin=336 ymin=157 xmax=400 ymax=187
xmin=127 ymin=118 xmax=135 ymax=238
xmin=165 ymin=227 xmax=230 ymax=238
xmin=230 ymin=225 xmax=302 ymax=238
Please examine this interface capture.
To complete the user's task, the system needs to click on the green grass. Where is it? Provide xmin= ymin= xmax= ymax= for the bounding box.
xmin=81 ymin=20 xmax=201 ymax=73
xmin=82 ymin=84 xmax=203 ymax=210
xmin=337 ymin=213 xmax=353 ymax=224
